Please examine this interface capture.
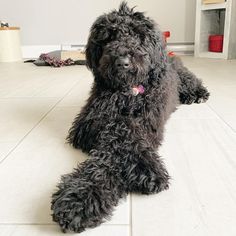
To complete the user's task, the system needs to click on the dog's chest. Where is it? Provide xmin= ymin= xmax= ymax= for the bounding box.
xmin=118 ymin=89 xmax=158 ymax=121
xmin=119 ymin=96 xmax=144 ymax=117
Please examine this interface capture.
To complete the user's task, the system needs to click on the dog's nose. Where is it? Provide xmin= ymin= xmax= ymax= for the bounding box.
xmin=115 ymin=57 xmax=130 ymax=69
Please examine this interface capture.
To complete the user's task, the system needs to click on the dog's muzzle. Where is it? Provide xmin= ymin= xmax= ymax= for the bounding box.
xmin=115 ymin=56 xmax=130 ymax=70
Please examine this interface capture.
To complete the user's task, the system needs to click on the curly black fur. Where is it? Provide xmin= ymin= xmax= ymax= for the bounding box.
xmin=51 ymin=2 xmax=210 ymax=233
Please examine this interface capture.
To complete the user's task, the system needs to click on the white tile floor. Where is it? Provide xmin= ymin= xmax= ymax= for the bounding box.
xmin=0 ymin=56 xmax=235 ymax=236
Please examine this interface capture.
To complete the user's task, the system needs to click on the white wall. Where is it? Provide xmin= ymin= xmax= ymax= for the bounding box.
xmin=0 ymin=0 xmax=196 ymax=45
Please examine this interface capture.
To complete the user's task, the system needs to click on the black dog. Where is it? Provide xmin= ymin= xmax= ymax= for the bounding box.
xmin=51 ymin=2 xmax=209 ymax=233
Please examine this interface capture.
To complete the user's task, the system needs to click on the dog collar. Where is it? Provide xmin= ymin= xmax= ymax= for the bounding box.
xmin=132 ymin=85 xmax=145 ymax=96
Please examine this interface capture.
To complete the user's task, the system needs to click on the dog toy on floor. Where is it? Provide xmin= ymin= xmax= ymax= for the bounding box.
xmin=51 ymin=2 xmax=209 ymax=233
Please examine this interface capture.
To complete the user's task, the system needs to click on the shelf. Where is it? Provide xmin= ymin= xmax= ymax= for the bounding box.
xmin=195 ymin=0 xmax=236 ymax=59
xmin=199 ymin=51 xmax=227 ymax=59
xmin=201 ymin=2 xmax=227 ymax=10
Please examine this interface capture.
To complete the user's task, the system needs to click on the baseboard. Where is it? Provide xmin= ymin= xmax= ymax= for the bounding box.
xmin=22 ymin=43 xmax=194 ymax=59
xmin=22 ymin=45 xmax=61 ymax=59
xmin=167 ymin=44 xmax=194 ymax=55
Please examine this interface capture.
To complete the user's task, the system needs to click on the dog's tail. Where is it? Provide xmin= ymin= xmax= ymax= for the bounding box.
xmin=51 ymin=149 xmax=127 ymax=233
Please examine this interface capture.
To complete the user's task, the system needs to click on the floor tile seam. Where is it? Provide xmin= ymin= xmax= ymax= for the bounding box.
xmin=206 ymin=103 xmax=236 ymax=133
xmin=0 ymin=80 xmax=82 ymax=165
xmin=0 ymin=223 xmax=129 ymax=226
xmin=129 ymin=194 xmax=133 ymax=236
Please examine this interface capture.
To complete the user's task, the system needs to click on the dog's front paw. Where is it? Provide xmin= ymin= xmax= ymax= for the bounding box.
xmin=135 ymin=168 xmax=170 ymax=195
xmin=51 ymin=188 xmax=86 ymax=233
xmin=51 ymin=174 xmax=99 ymax=233
xmin=180 ymin=87 xmax=210 ymax=105
xmin=51 ymin=170 xmax=119 ymax=233
xmin=142 ymin=174 xmax=169 ymax=194
xmin=195 ymin=86 xmax=210 ymax=103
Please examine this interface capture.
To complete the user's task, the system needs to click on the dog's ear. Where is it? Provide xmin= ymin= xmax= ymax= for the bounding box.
xmin=145 ymin=23 xmax=168 ymax=73
xmin=85 ymin=36 xmax=102 ymax=72
xmin=132 ymin=12 xmax=167 ymax=73
xmin=153 ymin=28 xmax=168 ymax=72
xmin=86 ymin=16 xmax=111 ymax=71
xmin=85 ymin=30 xmax=102 ymax=71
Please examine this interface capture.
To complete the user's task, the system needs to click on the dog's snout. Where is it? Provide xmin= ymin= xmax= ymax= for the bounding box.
xmin=115 ymin=57 xmax=130 ymax=69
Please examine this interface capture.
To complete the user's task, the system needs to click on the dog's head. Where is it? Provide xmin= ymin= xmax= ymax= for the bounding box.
xmin=86 ymin=1 xmax=167 ymax=89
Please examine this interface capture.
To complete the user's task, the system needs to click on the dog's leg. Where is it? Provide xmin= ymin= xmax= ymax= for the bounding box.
xmin=171 ymin=56 xmax=210 ymax=104
xmin=177 ymin=68 xmax=210 ymax=104
xmin=51 ymin=151 xmax=126 ymax=233
xmin=100 ymin=120 xmax=170 ymax=194
xmin=124 ymin=147 xmax=170 ymax=194
xmin=66 ymin=96 xmax=111 ymax=152
xmin=51 ymin=120 xmax=169 ymax=233
xmin=67 ymin=113 xmax=106 ymax=152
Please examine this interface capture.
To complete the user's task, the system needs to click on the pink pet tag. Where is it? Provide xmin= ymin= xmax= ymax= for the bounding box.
xmin=132 ymin=85 xmax=145 ymax=96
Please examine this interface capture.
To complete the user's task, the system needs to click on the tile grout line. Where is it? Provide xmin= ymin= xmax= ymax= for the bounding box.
xmin=0 ymin=223 xmax=129 ymax=226
xmin=0 ymin=81 xmax=81 ymax=165
xmin=129 ymin=194 xmax=133 ymax=236
xmin=0 ymin=97 xmax=63 ymax=99
xmin=206 ymin=103 xmax=236 ymax=133
xmin=0 ymin=223 xmax=55 ymax=226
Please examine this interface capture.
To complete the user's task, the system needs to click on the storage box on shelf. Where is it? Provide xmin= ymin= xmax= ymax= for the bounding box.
xmin=195 ymin=0 xmax=236 ymax=59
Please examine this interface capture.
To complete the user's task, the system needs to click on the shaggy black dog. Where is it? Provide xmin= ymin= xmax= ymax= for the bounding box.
xmin=51 ymin=2 xmax=209 ymax=233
